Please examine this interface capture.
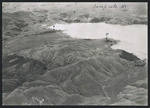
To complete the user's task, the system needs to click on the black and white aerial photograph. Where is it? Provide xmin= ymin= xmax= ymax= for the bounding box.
xmin=2 ymin=2 xmax=148 ymax=105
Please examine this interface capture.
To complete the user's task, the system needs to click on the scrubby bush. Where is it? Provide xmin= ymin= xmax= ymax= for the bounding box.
xmin=74 ymin=19 xmax=80 ymax=22
xmin=90 ymin=17 xmax=111 ymax=23
xmin=90 ymin=18 xmax=100 ymax=23
xmin=119 ymin=50 xmax=140 ymax=61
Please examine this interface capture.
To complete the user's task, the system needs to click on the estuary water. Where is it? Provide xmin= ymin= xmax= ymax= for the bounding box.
xmin=49 ymin=23 xmax=147 ymax=59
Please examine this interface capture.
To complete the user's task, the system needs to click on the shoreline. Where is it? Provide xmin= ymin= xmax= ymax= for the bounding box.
xmin=55 ymin=27 xmax=146 ymax=62
xmin=44 ymin=21 xmax=147 ymax=29
xmin=49 ymin=21 xmax=147 ymax=60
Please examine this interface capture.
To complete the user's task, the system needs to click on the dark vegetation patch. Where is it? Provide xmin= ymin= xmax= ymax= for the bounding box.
xmin=2 ymin=54 xmax=47 ymax=93
xmin=74 ymin=19 xmax=80 ymax=22
xmin=90 ymin=17 xmax=112 ymax=23
xmin=83 ymin=39 xmax=92 ymax=41
xmin=37 ymin=30 xmax=59 ymax=35
xmin=59 ymin=13 xmax=68 ymax=18
xmin=119 ymin=50 xmax=140 ymax=61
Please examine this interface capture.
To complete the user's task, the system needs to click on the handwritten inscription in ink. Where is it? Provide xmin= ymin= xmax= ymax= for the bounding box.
xmin=94 ymin=4 xmax=127 ymax=11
